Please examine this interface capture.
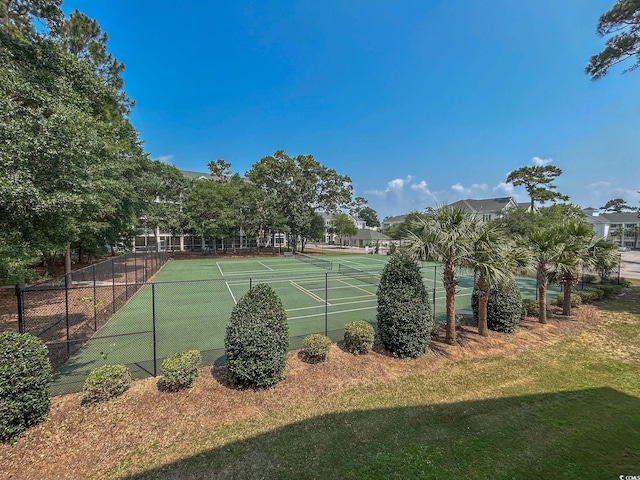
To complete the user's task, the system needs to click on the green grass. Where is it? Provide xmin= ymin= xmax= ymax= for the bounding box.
xmin=100 ymin=287 xmax=640 ymax=480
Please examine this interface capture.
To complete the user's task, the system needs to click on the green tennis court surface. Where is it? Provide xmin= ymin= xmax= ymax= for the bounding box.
xmin=52 ymin=254 xmax=555 ymax=394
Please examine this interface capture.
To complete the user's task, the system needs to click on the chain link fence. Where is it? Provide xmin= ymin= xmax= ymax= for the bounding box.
xmin=16 ymin=251 xmax=169 ymax=372
xmin=16 ymin=259 xmax=559 ymax=395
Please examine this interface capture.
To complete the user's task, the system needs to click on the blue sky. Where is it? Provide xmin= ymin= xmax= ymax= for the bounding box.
xmin=63 ymin=0 xmax=639 ymax=219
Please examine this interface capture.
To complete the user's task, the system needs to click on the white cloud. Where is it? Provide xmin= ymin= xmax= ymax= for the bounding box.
xmin=365 ymin=175 xmax=439 ymax=218
xmin=451 ymin=183 xmax=466 ymax=194
xmin=156 ymin=155 xmax=175 ymax=163
xmin=450 ymin=182 xmax=488 ymax=196
xmin=388 ymin=178 xmax=406 ymax=190
xmin=493 ymin=182 xmax=514 ymax=195
xmin=531 ymin=156 xmax=552 ymax=166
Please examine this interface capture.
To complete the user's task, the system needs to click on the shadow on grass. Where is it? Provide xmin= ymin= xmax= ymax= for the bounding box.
xmin=125 ymin=387 xmax=640 ymax=479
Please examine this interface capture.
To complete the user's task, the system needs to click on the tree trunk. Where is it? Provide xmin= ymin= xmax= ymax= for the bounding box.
xmin=538 ymin=284 xmax=547 ymax=324
xmin=443 ymin=262 xmax=457 ymax=345
xmin=537 ymin=267 xmax=548 ymax=324
xmin=562 ymin=272 xmax=573 ymax=316
xmin=477 ymin=276 xmax=490 ymax=337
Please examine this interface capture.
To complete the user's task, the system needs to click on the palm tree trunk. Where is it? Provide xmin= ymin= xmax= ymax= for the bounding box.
xmin=443 ymin=262 xmax=457 ymax=345
xmin=477 ymin=276 xmax=490 ymax=337
xmin=536 ymin=266 xmax=548 ymax=324
xmin=562 ymin=272 xmax=573 ymax=316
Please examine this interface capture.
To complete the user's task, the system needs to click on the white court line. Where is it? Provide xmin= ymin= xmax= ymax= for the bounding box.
xmin=216 ymin=262 xmax=224 ymax=276
xmin=336 ymin=278 xmax=376 ymax=296
xmin=287 ymin=297 xmax=375 ymax=312
xmin=258 ymin=261 xmax=273 ymax=271
xmin=290 ymin=281 xmax=329 ymax=304
xmin=289 ymin=305 xmax=376 ymax=321
xmin=226 ymin=281 xmax=238 ymax=304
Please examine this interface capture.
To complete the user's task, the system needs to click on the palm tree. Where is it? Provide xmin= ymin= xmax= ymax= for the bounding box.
xmin=405 ymin=206 xmax=477 ymax=345
xmin=526 ymin=227 xmax=564 ymax=324
xmin=472 ymin=225 xmax=532 ymax=336
xmin=553 ymin=220 xmax=595 ymax=316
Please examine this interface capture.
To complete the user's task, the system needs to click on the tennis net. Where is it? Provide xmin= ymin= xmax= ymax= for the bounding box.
xmin=295 ymin=253 xmax=333 ymax=270
xmin=337 ymin=264 xmax=381 ymax=286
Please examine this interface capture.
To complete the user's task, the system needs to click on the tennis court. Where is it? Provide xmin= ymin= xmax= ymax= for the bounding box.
xmin=52 ymin=254 xmax=554 ymax=394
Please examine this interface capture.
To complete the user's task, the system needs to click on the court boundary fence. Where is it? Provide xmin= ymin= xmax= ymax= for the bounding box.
xmin=15 ymin=256 xmax=617 ymax=394
xmin=15 ymin=251 xmax=169 ymax=370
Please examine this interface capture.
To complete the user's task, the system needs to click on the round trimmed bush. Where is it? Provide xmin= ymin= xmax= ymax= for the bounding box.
xmin=82 ymin=364 xmax=131 ymax=405
xmin=343 ymin=321 xmax=375 ymax=355
xmin=302 ymin=334 xmax=332 ymax=363
xmin=521 ymin=298 xmax=538 ymax=318
xmin=472 ymin=278 xmax=523 ymax=334
xmin=224 ymin=283 xmax=289 ymax=389
xmin=158 ymin=350 xmax=202 ymax=392
xmin=575 ymin=289 xmax=599 ymax=303
xmin=0 ymin=332 xmax=52 ymax=443
xmin=376 ymin=253 xmax=433 ymax=358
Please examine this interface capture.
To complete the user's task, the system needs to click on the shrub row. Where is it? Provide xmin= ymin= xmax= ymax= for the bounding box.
xmin=557 ymin=283 xmax=624 ymax=306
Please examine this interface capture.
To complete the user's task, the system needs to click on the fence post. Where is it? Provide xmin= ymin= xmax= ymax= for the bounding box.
xmin=325 ymin=272 xmax=328 ymax=336
xmin=433 ymin=288 xmax=436 ymax=323
xmin=249 ymin=277 xmax=252 ymax=290
xmin=111 ymin=258 xmax=116 ymax=314
xmin=93 ymin=265 xmax=97 ymax=331
xmin=124 ymin=254 xmax=128 ymax=300
xmin=64 ymin=273 xmax=70 ymax=358
xmin=134 ymin=252 xmax=138 ymax=284
xmin=152 ymin=283 xmax=157 ymax=377
xmin=15 ymin=285 xmax=24 ymax=334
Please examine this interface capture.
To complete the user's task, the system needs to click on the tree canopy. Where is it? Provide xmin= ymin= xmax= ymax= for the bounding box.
xmin=586 ymin=1 xmax=640 ymax=80
xmin=506 ymin=165 xmax=569 ymax=211
xmin=601 ymin=198 xmax=636 ymax=213
xmin=246 ymin=150 xmax=353 ymax=253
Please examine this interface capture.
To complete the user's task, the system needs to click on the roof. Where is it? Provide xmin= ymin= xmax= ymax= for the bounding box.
xmin=180 ymin=170 xmax=214 ymax=181
xmin=449 ymin=197 xmax=517 ymax=214
xmin=599 ymin=212 xmax=640 ymax=223
xmin=381 ymin=214 xmax=408 ymax=224
xmin=349 ymin=229 xmax=391 ymax=241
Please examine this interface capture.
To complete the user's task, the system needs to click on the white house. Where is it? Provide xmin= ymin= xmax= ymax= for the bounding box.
xmin=584 ymin=208 xmax=640 ymax=249
xmin=448 ymin=197 xmax=520 ymax=223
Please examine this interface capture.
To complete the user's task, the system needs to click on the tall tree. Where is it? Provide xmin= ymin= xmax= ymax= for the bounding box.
xmin=471 ymin=225 xmax=530 ymax=337
xmin=358 ymin=206 xmax=381 ymax=228
xmin=300 ymin=212 xmax=326 ymax=252
xmin=246 ymin=150 xmax=353 ymax=253
xmin=405 ymin=206 xmax=478 ymax=345
xmin=526 ymin=228 xmax=563 ymax=324
xmin=53 ymin=9 xmax=125 ymax=90
xmin=506 ymin=165 xmax=569 ymax=211
xmin=330 ymin=213 xmax=358 ymax=247
xmin=601 ymin=198 xmax=635 ymax=213
xmin=0 ymin=0 xmax=62 ymax=39
xmin=0 ymin=29 xmax=148 ymax=276
xmin=586 ymin=1 xmax=640 ymax=80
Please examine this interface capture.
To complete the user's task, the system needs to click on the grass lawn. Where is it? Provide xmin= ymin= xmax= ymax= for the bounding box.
xmin=3 ymin=284 xmax=638 ymax=479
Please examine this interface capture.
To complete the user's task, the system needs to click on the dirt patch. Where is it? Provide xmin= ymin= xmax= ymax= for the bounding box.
xmin=0 ymin=296 xmax=614 ymax=480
